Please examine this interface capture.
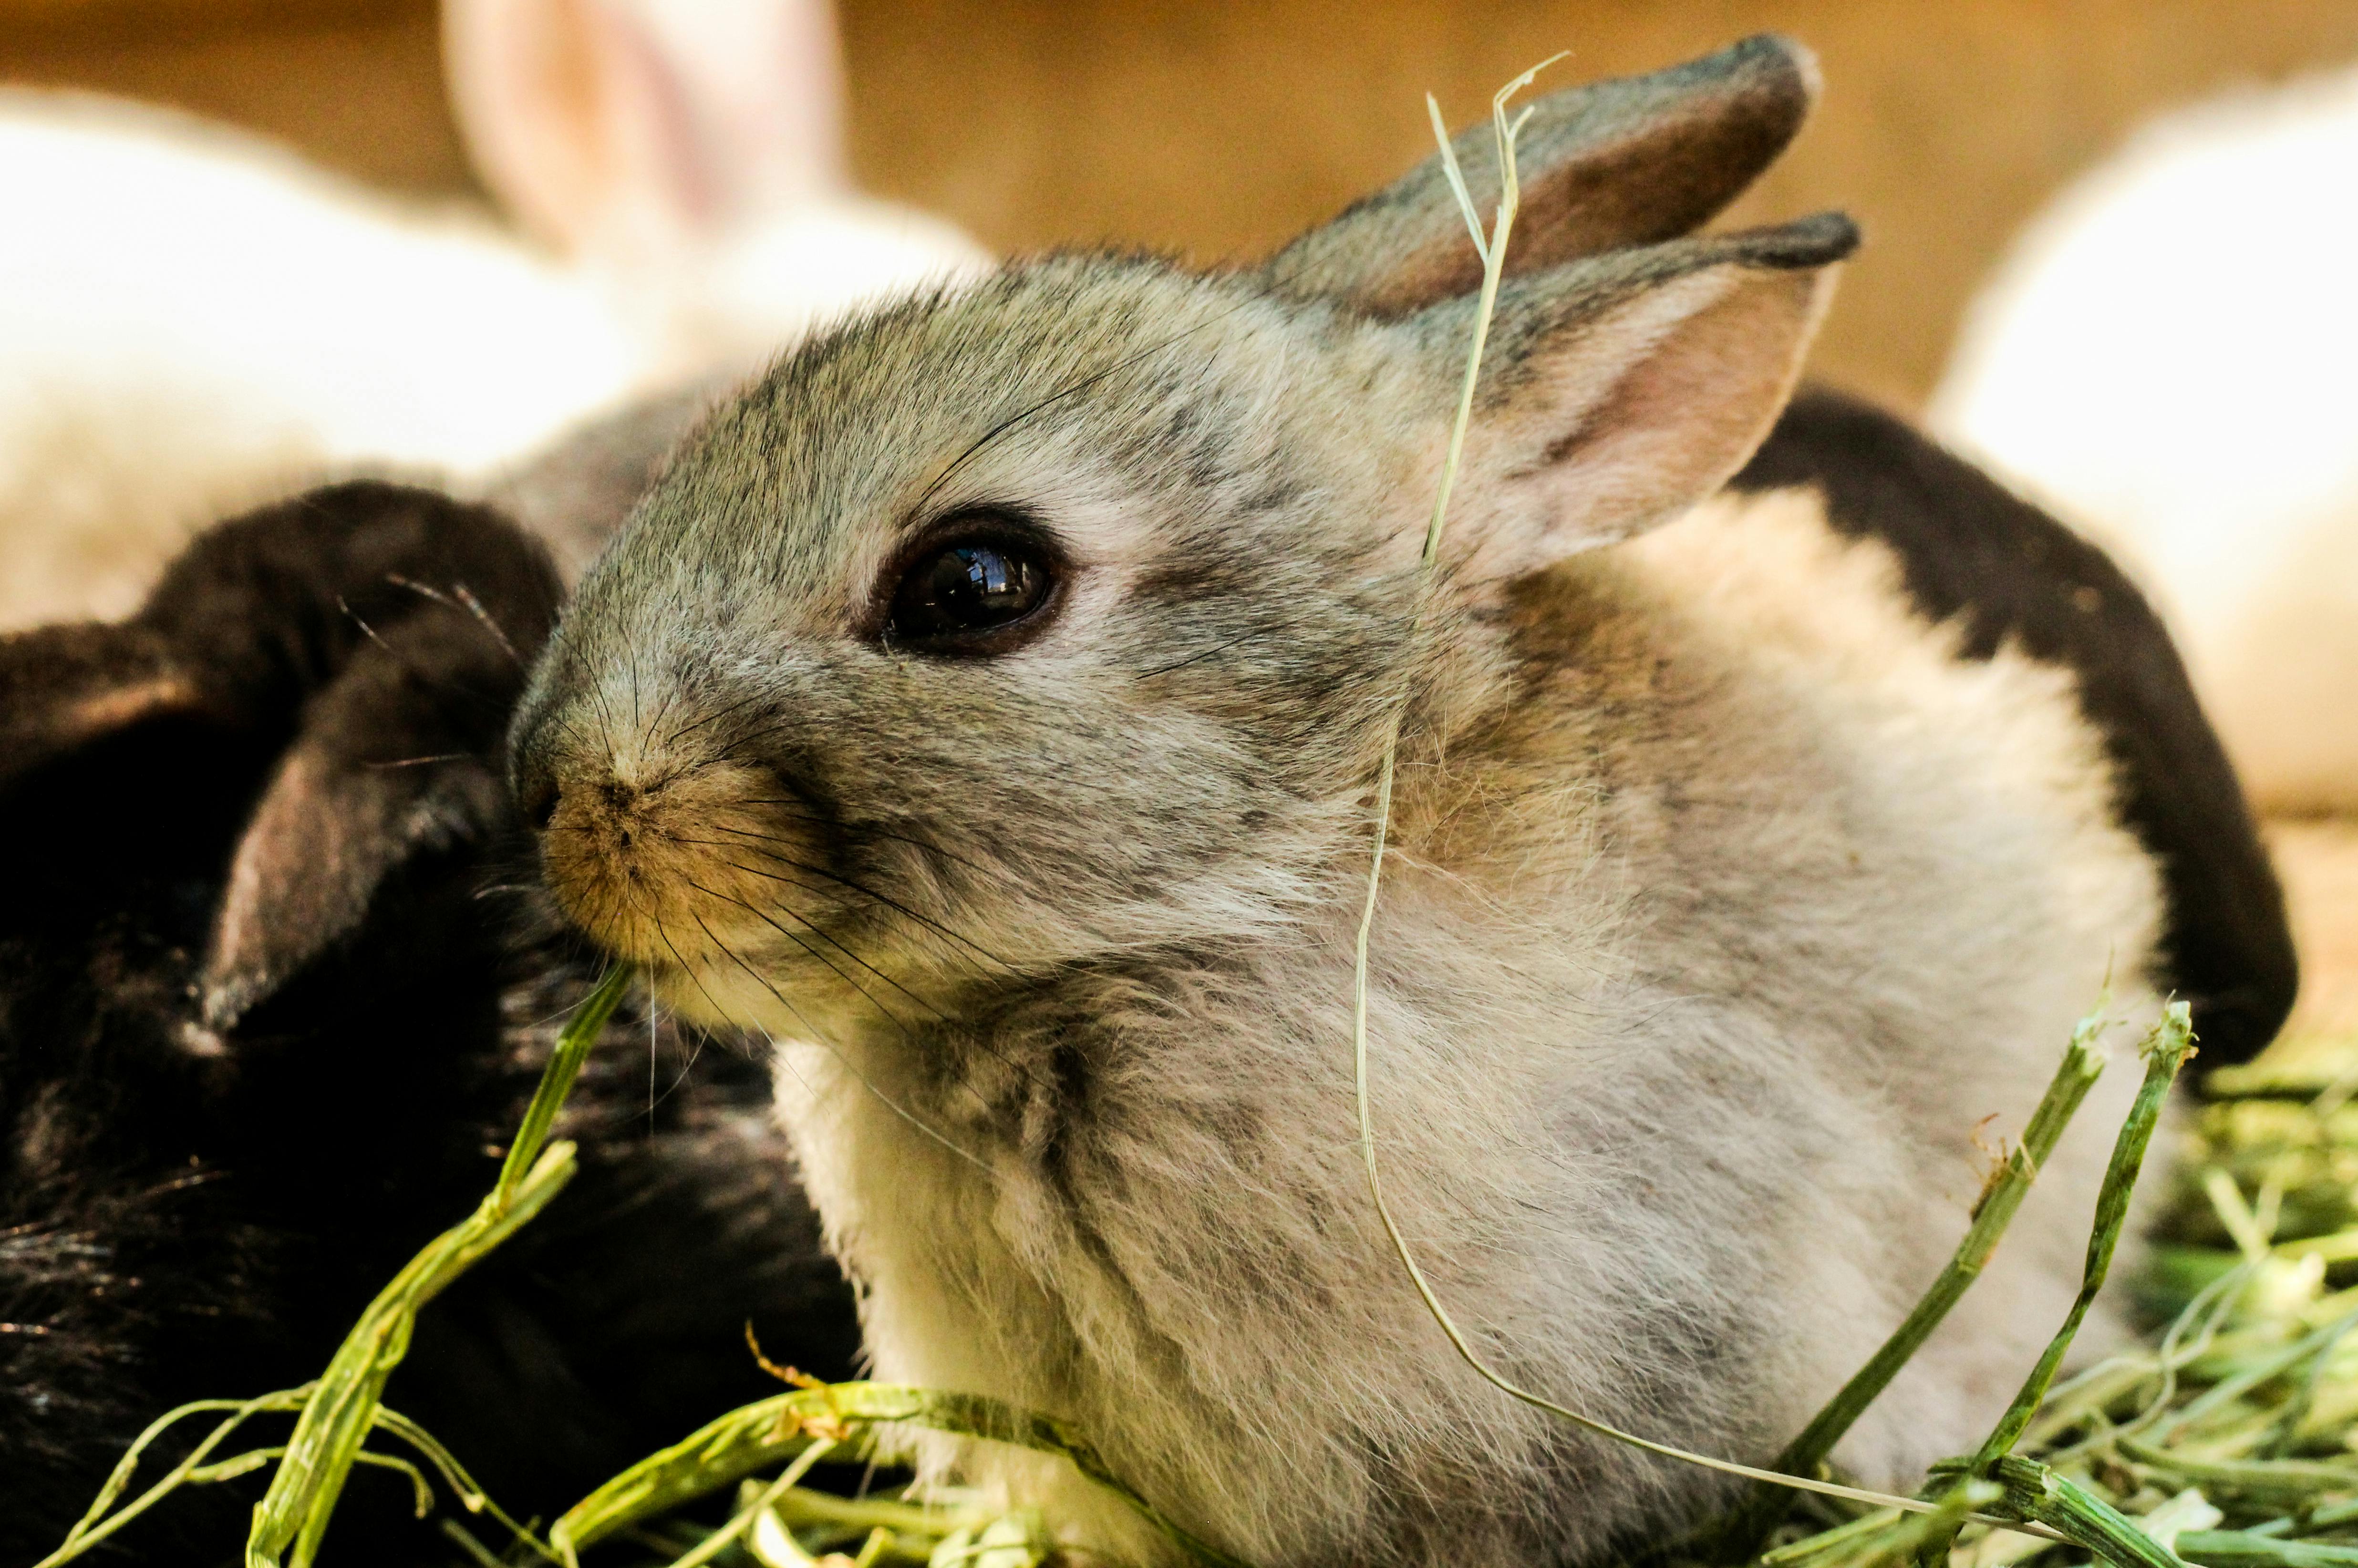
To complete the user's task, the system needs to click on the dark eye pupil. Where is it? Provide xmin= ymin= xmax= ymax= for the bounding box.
xmin=891 ymin=539 xmax=1050 ymax=644
xmin=937 ymin=547 xmax=1027 ymax=612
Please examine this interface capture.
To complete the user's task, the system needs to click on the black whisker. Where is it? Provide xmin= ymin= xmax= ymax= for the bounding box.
xmin=585 ymin=668 xmax=625 ymax=773
xmin=685 ymin=876 xmax=945 ymax=1028
xmin=687 ymin=911 xmax=995 ymax=1177
xmin=684 ymin=878 xmax=1055 ymax=1107
xmin=1137 ymin=628 xmax=1270 ymax=680
xmin=683 ymin=877 xmax=915 ymax=1036
xmin=670 ymin=837 xmax=1016 ymax=976
xmin=628 ymin=638 xmax=645 ymax=744
xmin=709 ymin=816 xmax=993 ymax=881
xmin=683 ymin=879 xmax=1025 ymax=1121
xmin=910 ymin=298 xmax=1259 ymax=517
xmin=663 ymin=685 xmax=775 ymax=750
xmin=642 ymin=658 xmax=687 ymax=753
xmin=650 ymin=908 xmax=738 ymax=1032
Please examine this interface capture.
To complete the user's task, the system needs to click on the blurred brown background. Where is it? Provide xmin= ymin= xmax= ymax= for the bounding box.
xmin=12 ymin=0 xmax=2358 ymax=413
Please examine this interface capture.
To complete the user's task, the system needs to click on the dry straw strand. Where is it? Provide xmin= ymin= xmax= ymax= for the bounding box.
xmin=1344 ymin=58 xmax=2194 ymax=1558
xmin=1346 ymin=55 xmax=2007 ymax=1531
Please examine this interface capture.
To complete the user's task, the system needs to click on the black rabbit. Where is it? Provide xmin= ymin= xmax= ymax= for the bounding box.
xmin=0 ymin=480 xmax=858 ymax=1564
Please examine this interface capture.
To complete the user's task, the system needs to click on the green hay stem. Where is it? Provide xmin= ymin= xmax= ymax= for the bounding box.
xmin=243 ymin=965 xmax=632 ymax=1568
xmin=2176 ymin=1532 xmax=2358 ymax=1568
xmin=1910 ymin=1007 xmax=2196 ymax=1568
xmin=659 ymin=1438 xmax=835 ymax=1568
xmin=1972 ymin=1455 xmax=2186 ymax=1568
xmin=36 ymin=1389 xmax=314 ymax=1567
xmin=549 ymin=1382 xmax=1247 ymax=1568
xmin=1712 ymin=1019 xmax=2110 ymax=1557
xmin=1979 ymin=1005 xmax=2199 ymax=1466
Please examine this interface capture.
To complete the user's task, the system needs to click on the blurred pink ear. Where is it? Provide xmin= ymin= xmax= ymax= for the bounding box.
xmin=445 ymin=0 xmax=850 ymax=261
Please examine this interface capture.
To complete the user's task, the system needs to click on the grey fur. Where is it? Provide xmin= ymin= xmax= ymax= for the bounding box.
xmin=511 ymin=48 xmax=2167 ymax=1568
xmin=478 ymin=373 xmax=737 ymax=582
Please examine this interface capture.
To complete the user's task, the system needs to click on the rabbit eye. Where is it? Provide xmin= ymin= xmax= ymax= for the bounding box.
xmin=885 ymin=525 xmax=1055 ymax=650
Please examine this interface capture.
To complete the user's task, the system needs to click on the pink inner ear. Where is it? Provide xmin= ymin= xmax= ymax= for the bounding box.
xmin=447 ymin=0 xmax=851 ymax=260
xmin=623 ymin=0 xmax=850 ymax=221
xmin=1453 ymin=260 xmax=1835 ymax=580
xmin=445 ymin=0 xmax=607 ymax=251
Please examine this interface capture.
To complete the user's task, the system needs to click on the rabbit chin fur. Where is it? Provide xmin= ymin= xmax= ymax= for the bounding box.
xmin=758 ymin=488 xmax=2163 ymax=1567
xmin=514 ymin=249 xmax=2162 ymax=1559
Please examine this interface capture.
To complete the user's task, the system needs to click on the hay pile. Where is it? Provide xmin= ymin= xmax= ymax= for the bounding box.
xmin=1734 ymin=1026 xmax=2358 ymax=1568
xmin=44 ymin=990 xmax=2358 ymax=1568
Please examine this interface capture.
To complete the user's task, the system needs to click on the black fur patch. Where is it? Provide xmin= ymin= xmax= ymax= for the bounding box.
xmin=1729 ymin=389 xmax=2298 ymax=1068
xmin=0 ymin=485 xmax=860 ymax=1564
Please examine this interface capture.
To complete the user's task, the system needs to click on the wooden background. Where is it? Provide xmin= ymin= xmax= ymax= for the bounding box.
xmin=7 ymin=0 xmax=2356 ymax=1036
xmin=13 ymin=0 xmax=2358 ymax=410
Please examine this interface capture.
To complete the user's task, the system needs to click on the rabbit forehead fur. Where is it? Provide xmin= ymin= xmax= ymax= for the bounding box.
xmin=524 ymin=243 xmax=2166 ymax=1560
xmin=562 ymin=257 xmax=1426 ymax=644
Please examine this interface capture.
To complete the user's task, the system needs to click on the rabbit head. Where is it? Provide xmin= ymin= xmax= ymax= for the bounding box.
xmin=510 ymin=35 xmax=1842 ymax=1039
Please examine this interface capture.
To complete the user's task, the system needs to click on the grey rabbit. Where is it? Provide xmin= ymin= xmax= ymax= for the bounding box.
xmin=0 ymin=481 xmax=858 ymax=1564
xmin=510 ymin=37 xmax=2295 ymax=1568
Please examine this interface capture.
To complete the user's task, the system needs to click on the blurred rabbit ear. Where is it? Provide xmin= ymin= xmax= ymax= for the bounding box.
xmin=445 ymin=0 xmax=849 ymax=260
xmin=0 ymin=625 xmax=207 ymax=792
xmin=197 ymin=615 xmax=523 ymax=1031
xmin=1266 ymin=35 xmax=1819 ymax=319
xmin=108 ymin=480 xmax=559 ymax=1032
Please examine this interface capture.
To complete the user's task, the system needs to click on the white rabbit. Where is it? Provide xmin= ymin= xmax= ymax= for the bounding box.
xmin=1931 ymin=62 xmax=2358 ymax=815
xmin=0 ymin=0 xmax=987 ymax=630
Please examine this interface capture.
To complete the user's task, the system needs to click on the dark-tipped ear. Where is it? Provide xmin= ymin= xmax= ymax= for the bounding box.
xmin=1424 ymin=212 xmax=1855 ymax=584
xmin=140 ymin=485 xmax=564 ymax=1031
xmin=1265 ymin=35 xmax=1819 ymax=320
xmin=198 ymin=616 xmax=525 ymax=1032
xmin=0 ymin=626 xmax=207 ymax=790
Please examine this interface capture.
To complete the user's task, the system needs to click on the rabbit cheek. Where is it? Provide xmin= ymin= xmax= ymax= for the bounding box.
xmin=537 ymin=758 xmax=793 ymax=977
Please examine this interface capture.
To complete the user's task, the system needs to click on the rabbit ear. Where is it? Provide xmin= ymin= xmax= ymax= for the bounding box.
xmin=198 ymin=618 xmax=522 ymax=1032
xmin=0 ymin=485 xmax=557 ymax=1041
xmin=445 ymin=0 xmax=848 ymax=261
xmin=0 ymin=625 xmax=208 ymax=792
xmin=1266 ymin=36 xmax=1818 ymax=320
xmin=1416 ymin=213 xmax=1854 ymax=583
xmin=126 ymin=482 xmax=558 ymax=1033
